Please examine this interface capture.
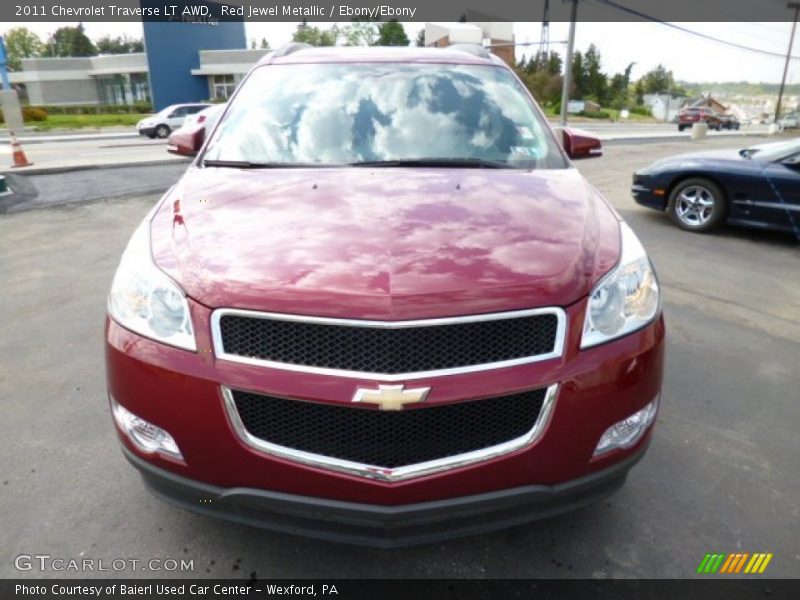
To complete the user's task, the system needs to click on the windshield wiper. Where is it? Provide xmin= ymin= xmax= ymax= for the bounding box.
xmin=349 ymin=158 xmax=518 ymax=169
xmin=202 ymin=159 xmax=320 ymax=169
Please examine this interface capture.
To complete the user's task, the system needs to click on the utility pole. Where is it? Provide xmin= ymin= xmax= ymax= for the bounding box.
xmin=775 ymin=3 xmax=800 ymax=124
xmin=540 ymin=0 xmax=550 ymax=57
xmin=559 ymin=0 xmax=579 ymax=127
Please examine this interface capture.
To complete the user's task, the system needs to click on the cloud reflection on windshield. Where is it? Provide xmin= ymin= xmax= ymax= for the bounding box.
xmin=204 ymin=64 xmax=563 ymax=168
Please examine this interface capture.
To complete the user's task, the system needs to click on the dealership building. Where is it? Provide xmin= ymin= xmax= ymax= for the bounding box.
xmin=9 ymin=48 xmax=268 ymax=108
xmin=8 ymin=20 xmax=514 ymax=110
xmin=8 ymin=16 xmax=259 ymax=111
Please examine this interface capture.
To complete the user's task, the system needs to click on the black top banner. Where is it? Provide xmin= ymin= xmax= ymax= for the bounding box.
xmin=2 ymin=0 xmax=798 ymax=23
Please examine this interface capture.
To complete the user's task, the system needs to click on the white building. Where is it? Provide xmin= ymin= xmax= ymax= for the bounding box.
xmin=8 ymin=49 xmax=269 ymax=107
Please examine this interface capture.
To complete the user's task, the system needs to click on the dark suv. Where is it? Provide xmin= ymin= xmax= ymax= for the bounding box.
xmin=719 ymin=114 xmax=741 ymax=130
xmin=678 ymin=108 xmax=723 ymax=131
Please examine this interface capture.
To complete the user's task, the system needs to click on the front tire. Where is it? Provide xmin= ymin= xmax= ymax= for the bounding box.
xmin=155 ymin=124 xmax=170 ymax=139
xmin=668 ymin=178 xmax=727 ymax=233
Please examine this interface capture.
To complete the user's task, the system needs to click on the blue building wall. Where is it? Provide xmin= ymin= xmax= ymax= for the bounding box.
xmin=142 ymin=4 xmax=245 ymax=111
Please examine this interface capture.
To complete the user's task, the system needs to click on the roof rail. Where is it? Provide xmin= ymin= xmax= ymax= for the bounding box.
xmin=272 ymin=42 xmax=312 ymax=59
xmin=447 ymin=44 xmax=491 ymax=59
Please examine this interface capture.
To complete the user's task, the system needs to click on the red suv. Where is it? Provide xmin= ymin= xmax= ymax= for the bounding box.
xmin=678 ymin=107 xmax=723 ymax=131
xmin=106 ymin=44 xmax=665 ymax=546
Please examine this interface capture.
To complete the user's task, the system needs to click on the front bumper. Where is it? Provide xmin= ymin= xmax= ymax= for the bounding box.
xmin=124 ymin=441 xmax=648 ymax=547
xmin=137 ymin=126 xmax=156 ymax=136
xmin=106 ymin=299 xmax=665 ymax=540
xmin=632 ymin=174 xmax=668 ymax=210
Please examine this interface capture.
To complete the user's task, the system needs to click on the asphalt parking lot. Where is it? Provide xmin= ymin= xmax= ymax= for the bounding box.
xmin=1 ymin=135 xmax=798 ymax=579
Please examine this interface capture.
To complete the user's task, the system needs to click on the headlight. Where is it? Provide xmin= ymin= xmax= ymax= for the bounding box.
xmin=108 ymin=220 xmax=196 ymax=351
xmin=581 ymin=222 xmax=660 ymax=348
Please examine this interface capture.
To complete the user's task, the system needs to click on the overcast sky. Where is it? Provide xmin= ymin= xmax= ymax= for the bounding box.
xmin=4 ymin=21 xmax=799 ymax=85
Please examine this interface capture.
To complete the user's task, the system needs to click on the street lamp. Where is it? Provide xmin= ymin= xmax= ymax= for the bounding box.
xmin=775 ymin=3 xmax=800 ymax=124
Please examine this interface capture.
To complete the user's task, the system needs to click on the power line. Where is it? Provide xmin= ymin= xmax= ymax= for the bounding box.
xmin=486 ymin=40 xmax=567 ymax=48
xmin=591 ymin=0 xmax=800 ymax=60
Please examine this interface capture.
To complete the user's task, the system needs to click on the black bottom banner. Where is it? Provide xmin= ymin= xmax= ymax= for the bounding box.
xmin=3 ymin=579 xmax=800 ymax=600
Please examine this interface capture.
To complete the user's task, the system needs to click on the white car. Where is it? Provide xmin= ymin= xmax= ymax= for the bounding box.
xmin=180 ymin=103 xmax=225 ymax=134
xmin=777 ymin=113 xmax=799 ymax=129
xmin=136 ymin=103 xmax=211 ymax=139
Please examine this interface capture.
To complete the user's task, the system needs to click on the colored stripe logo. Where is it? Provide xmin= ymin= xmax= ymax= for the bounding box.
xmin=697 ymin=553 xmax=773 ymax=574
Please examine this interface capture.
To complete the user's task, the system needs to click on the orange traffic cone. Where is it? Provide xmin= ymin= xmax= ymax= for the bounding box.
xmin=9 ymin=132 xmax=32 ymax=168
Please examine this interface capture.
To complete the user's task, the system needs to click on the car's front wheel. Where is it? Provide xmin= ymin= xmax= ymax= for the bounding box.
xmin=668 ymin=178 xmax=727 ymax=233
xmin=154 ymin=124 xmax=171 ymax=139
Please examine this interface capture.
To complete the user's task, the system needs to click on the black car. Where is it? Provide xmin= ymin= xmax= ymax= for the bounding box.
xmin=719 ymin=114 xmax=741 ymax=130
xmin=632 ymin=138 xmax=800 ymax=233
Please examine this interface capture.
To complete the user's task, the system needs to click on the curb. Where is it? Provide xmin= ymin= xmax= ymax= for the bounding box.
xmin=0 ymin=158 xmax=190 ymax=177
xmin=0 ymin=131 xmax=140 ymax=144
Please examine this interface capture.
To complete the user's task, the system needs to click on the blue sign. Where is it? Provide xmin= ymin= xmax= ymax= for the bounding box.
xmin=0 ymin=36 xmax=11 ymax=90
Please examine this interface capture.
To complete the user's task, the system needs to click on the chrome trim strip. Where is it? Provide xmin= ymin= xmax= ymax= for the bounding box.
xmin=733 ymin=199 xmax=800 ymax=212
xmin=222 ymin=384 xmax=559 ymax=482
xmin=210 ymin=308 xmax=567 ymax=381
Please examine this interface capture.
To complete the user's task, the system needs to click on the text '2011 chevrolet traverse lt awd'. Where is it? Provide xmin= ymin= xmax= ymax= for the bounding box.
xmin=106 ymin=44 xmax=664 ymax=547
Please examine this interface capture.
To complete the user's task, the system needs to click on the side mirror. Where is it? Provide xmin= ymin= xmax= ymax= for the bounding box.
xmin=167 ymin=124 xmax=205 ymax=156
xmin=562 ymin=128 xmax=603 ymax=160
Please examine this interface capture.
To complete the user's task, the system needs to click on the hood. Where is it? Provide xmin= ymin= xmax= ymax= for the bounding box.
xmin=651 ymin=148 xmax=745 ymax=167
xmin=641 ymin=148 xmax=769 ymax=177
xmin=150 ymin=167 xmax=620 ymax=320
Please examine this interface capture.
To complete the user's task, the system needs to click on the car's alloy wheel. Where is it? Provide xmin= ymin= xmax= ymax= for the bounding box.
xmin=155 ymin=125 xmax=170 ymax=138
xmin=668 ymin=178 xmax=726 ymax=232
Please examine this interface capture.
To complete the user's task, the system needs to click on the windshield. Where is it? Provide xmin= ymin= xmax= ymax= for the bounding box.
xmin=203 ymin=63 xmax=567 ymax=169
xmin=747 ymin=138 xmax=800 ymax=161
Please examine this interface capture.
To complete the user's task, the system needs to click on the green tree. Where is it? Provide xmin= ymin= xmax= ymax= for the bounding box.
xmin=584 ymin=44 xmax=609 ymax=105
xmin=634 ymin=79 xmax=646 ymax=105
xmin=376 ymin=20 xmax=409 ymax=46
xmin=571 ymin=51 xmax=588 ymax=99
xmin=292 ymin=21 xmax=337 ymax=46
xmin=2 ymin=27 xmax=44 ymax=70
xmin=608 ymin=62 xmax=635 ymax=109
xmin=260 ymin=37 xmax=270 ymax=49
xmin=546 ymin=51 xmax=562 ymax=76
xmin=96 ymin=34 xmax=143 ymax=54
xmin=45 ymin=24 xmax=97 ymax=57
xmin=340 ymin=20 xmax=378 ymax=46
xmin=640 ymin=64 xmax=675 ymax=94
xmin=415 ymin=28 xmax=425 ymax=47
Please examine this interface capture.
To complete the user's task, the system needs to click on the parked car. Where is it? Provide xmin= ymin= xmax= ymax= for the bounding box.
xmin=136 ymin=103 xmax=211 ymax=139
xmin=107 ymin=44 xmax=664 ymax=546
xmin=632 ymin=137 xmax=800 ymax=233
xmin=166 ymin=104 xmax=226 ymax=152
xmin=718 ymin=114 xmax=741 ymax=130
xmin=677 ymin=107 xmax=723 ymax=131
xmin=777 ymin=112 xmax=799 ymax=129
xmin=182 ymin=103 xmax=225 ymax=132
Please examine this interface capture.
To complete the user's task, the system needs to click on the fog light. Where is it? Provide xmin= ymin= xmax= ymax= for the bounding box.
xmin=594 ymin=397 xmax=659 ymax=456
xmin=111 ymin=399 xmax=183 ymax=460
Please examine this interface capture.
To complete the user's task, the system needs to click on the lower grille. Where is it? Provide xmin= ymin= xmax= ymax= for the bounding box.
xmin=228 ymin=387 xmax=547 ymax=470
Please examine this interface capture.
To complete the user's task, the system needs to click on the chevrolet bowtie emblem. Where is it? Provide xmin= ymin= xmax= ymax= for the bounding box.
xmin=352 ymin=384 xmax=431 ymax=411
